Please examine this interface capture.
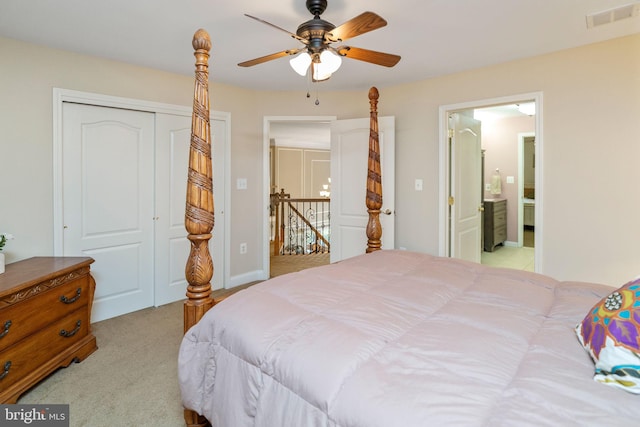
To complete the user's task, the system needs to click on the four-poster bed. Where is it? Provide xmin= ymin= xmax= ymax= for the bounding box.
xmin=179 ymin=29 xmax=640 ymax=427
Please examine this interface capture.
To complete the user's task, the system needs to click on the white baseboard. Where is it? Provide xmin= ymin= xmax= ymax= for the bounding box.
xmin=228 ymin=270 xmax=267 ymax=288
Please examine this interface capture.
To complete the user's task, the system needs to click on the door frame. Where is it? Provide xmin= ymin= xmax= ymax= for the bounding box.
xmin=262 ymin=116 xmax=337 ymax=278
xmin=438 ymin=92 xmax=543 ymax=272
xmin=52 ymin=88 xmax=231 ymax=293
xmin=518 ymin=132 xmax=536 ymax=247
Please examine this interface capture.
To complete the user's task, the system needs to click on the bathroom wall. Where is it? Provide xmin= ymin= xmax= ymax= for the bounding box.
xmin=481 ymin=115 xmax=535 ymax=243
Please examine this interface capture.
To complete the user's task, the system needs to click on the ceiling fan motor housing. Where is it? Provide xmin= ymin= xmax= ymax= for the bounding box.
xmin=297 ymin=19 xmax=335 ymax=53
xmin=299 ymin=0 xmax=335 ymax=53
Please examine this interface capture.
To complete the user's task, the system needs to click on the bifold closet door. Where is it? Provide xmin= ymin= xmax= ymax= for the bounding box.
xmin=62 ymin=102 xmax=155 ymax=322
xmin=154 ymin=112 xmax=227 ymax=306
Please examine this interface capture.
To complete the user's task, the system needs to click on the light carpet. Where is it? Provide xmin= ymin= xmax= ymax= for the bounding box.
xmin=17 ymin=254 xmax=326 ymax=426
xmin=18 ymin=300 xmax=185 ymax=427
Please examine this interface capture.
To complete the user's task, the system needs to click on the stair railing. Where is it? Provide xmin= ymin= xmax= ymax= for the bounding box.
xmin=271 ymin=189 xmax=330 ymax=256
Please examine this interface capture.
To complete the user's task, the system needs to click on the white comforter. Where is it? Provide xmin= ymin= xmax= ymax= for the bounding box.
xmin=179 ymin=250 xmax=638 ymax=426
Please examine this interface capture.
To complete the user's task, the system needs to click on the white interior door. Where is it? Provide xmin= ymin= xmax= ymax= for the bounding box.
xmin=450 ymin=113 xmax=482 ymax=262
xmin=62 ymin=103 xmax=155 ymax=322
xmin=208 ymin=114 xmax=228 ymax=289
xmin=330 ymin=117 xmax=395 ymax=263
xmin=155 ymin=112 xmax=226 ymax=306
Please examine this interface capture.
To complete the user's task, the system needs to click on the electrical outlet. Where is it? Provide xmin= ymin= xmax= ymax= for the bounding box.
xmin=239 ymin=243 xmax=247 ymax=254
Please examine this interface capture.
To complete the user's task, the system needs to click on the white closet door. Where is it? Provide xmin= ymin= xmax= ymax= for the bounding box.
xmin=154 ymin=113 xmax=226 ymax=306
xmin=209 ymin=114 xmax=227 ymax=290
xmin=154 ymin=113 xmax=191 ymax=306
xmin=62 ymin=103 xmax=155 ymax=322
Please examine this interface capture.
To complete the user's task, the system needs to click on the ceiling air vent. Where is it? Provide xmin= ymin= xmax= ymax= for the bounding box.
xmin=586 ymin=3 xmax=640 ymax=28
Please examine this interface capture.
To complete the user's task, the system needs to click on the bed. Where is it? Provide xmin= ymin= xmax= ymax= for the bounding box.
xmin=178 ymin=29 xmax=640 ymax=427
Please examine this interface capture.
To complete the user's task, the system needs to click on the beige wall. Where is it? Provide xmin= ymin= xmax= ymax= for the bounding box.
xmin=377 ymin=33 xmax=640 ymax=285
xmin=272 ymin=146 xmax=330 ymax=199
xmin=0 ymin=36 xmax=363 ymax=281
xmin=1 ymin=33 xmax=639 ymax=287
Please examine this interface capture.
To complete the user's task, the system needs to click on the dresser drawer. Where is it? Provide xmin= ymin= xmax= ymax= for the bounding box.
xmin=0 ymin=276 xmax=91 ymax=351
xmin=0 ymin=308 xmax=90 ymax=391
xmin=494 ymin=225 xmax=507 ymax=243
xmin=0 ymin=257 xmax=97 ymax=403
xmin=492 ymin=200 xmax=506 ymax=214
xmin=493 ymin=211 xmax=507 ymax=227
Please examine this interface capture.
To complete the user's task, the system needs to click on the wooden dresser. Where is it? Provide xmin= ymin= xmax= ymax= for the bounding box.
xmin=483 ymin=199 xmax=507 ymax=252
xmin=0 ymin=257 xmax=97 ymax=403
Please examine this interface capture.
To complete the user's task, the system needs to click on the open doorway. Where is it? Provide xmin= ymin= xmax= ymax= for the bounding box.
xmin=439 ymin=93 xmax=543 ymax=273
xmin=262 ymin=115 xmax=396 ymax=277
xmin=262 ymin=116 xmax=335 ymax=278
xmin=519 ymin=132 xmax=536 ymax=250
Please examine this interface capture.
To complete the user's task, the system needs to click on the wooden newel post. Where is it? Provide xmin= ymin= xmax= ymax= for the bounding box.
xmin=366 ymin=87 xmax=383 ymax=253
xmin=183 ymin=29 xmax=214 ymax=427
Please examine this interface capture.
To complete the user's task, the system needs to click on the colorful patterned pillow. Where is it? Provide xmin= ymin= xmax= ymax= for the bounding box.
xmin=575 ymin=277 xmax=640 ymax=393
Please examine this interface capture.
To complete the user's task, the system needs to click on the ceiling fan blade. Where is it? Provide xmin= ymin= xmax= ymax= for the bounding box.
xmin=337 ymin=46 xmax=401 ymax=67
xmin=238 ymin=49 xmax=301 ymax=67
xmin=244 ymin=14 xmax=308 ymax=44
xmin=326 ymin=12 xmax=387 ymax=43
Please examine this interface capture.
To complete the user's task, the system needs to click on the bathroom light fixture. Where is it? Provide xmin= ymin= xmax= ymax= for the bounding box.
xmin=517 ymin=103 xmax=536 ymax=116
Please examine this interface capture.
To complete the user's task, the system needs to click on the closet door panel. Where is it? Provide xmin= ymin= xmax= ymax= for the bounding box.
xmin=154 ymin=113 xmax=191 ymax=306
xmin=62 ymin=102 xmax=155 ymax=322
xmin=155 ymin=112 xmax=226 ymax=306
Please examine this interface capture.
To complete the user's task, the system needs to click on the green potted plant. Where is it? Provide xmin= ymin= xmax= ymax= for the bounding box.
xmin=0 ymin=233 xmax=14 ymax=274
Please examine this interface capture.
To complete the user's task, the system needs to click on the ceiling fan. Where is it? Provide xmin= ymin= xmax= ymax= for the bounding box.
xmin=238 ymin=0 xmax=401 ymax=82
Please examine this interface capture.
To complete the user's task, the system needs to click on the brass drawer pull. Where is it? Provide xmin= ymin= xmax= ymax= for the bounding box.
xmin=0 ymin=361 xmax=11 ymax=380
xmin=60 ymin=288 xmax=82 ymax=304
xmin=0 ymin=320 xmax=12 ymax=338
xmin=60 ymin=320 xmax=81 ymax=338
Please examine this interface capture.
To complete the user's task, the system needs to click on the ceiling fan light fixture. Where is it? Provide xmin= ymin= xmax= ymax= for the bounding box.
xmin=290 ymin=52 xmax=312 ymax=76
xmin=320 ymin=49 xmax=342 ymax=73
xmin=240 ymin=3 xmax=400 ymax=85
xmin=311 ymin=62 xmax=331 ymax=81
xmin=311 ymin=49 xmax=342 ymax=81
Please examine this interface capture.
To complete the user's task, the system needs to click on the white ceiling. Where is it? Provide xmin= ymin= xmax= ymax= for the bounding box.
xmin=1 ymin=1 xmax=639 ymax=92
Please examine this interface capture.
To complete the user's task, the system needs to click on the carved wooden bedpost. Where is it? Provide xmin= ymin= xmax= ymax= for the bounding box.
xmin=366 ymin=87 xmax=383 ymax=253
xmin=184 ymin=28 xmax=214 ymax=427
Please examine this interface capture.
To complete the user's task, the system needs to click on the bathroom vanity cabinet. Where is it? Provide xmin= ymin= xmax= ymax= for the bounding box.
xmin=483 ymin=199 xmax=507 ymax=252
